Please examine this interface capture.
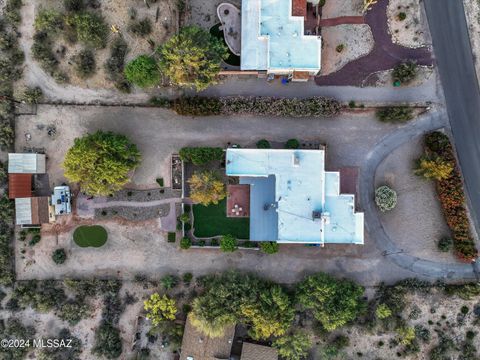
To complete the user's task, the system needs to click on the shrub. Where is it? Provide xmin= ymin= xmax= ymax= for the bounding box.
xmin=161 ymin=275 xmax=178 ymax=289
xmin=59 ymin=300 xmax=90 ymax=325
xmin=129 ymin=18 xmax=152 ymax=37
xmin=63 ymin=131 xmax=141 ymax=196
xmin=105 ymin=37 xmax=129 ymax=88
xmin=157 ymin=25 xmax=228 ymax=91
xmin=398 ymin=12 xmax=407 ymax=21
xmin=149 ymin=97 xmax=171 ymax=107
xmin=348 ymin=100 xmax=356 ymax=108
xmin=31 ymin=31 xmax=59 ymax=74
xmin=179 ymin=213 xmax=190 ymax=223
xmin=414 ymin=154 xmax=453 ymax=180
xmin=70 ymin=12 xmax=108 ymax=48
xmin=52 ymin=248 xmax=67 ymax=264
xmin=34 ymin=9 xmax=64 ymax=33
xmin=29 ymin=234 xmax=41 ymax=246
xmin=124 ymin=55 xmax=160 ymax=88
xmin=73 ymin=48 xmax=96 ymax=78
xmin=336 ymin=44 xmax=345 ymax=53
xmin=285 ymin=138 xmax=300 ymax=149
xmin=437 ymin=237 xmax=453 ymax=252
xmin=180 ymin=237 xmax=191 ymax=249
xmin=392 ymin=61 xmax=417 ymax=84
xmin=179 ymin=147 xmax=223 ymax=165
xmin=92 ymin=322 xmax=122 ymax=359
xmin=375 ymin=185 xmax=397 ymax=212
xmin=273 ymin=331 xmax=312 ymax=360
xmin=173 ymin=97 xmax=222 ymax=116
xmin=376 ymin=107 xmax=414 ymax=122
xmin=188 ymin=171 xmax=226 ymax=206
xmin=167 ymin=232 xmax=176 ymax=243
xmin=259 ymin=241 xmax=279 ymax=254
xmin=156 ymin=177 xmax=164 ymax=187
xmin=144 ymin=293 xmax=177 ymax=326
xmin=22 ymin=86 xmax=43 ymax=104
xmin=256 ymin=139 xmax=271 ymax=149
xmin=375 ymin=303 xmax=392 ymax=319
xmin=397 ymin=326 xmax=415 ymax=345
xmin=461 ymin=305 xmax=469 ymax=314
xmin=220 ymin=234 xmax=237 ymax=252
xmin=182 ymin=272 xmax=193 ymax=285
xmin=64 ymin=0 xmax=85 ymax=12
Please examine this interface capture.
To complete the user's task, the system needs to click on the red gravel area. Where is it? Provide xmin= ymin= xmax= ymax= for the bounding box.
xmin=315 ymin=0 xmax=433 ymax=86
xmin=320 ymin=16 xmax=365 ymax=27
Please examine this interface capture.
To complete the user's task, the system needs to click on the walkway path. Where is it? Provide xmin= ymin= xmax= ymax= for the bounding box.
xmin=359 ymin=108 xmax=478 ymax=281
xmin=319 ymin=16 xmax=364 ymax=27
xmin=316 ymin=0 xmax=434 ymax=86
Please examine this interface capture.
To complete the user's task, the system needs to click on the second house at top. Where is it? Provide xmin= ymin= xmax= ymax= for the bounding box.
xmin=240 ymin=0 xmax=322 ymax=77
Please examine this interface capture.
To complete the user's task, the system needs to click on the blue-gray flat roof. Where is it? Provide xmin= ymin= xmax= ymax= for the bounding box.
xmin=240 ymin=176 xmax=278 ymax=241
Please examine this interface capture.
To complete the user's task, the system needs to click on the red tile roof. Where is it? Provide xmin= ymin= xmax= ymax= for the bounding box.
xmin=8 ymin=174 xmax=32 ymax=199
xmin=292 ymin=0 xmax=307 ymax=17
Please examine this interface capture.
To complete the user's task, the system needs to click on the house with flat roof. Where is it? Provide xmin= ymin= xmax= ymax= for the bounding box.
xmin=226 ymin=148 xmax=364 ymax=245
xmin=240 ymin=0 xmax=321 ymax=77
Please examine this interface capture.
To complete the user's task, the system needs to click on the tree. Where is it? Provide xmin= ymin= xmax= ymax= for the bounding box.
xmin=220 ymin=234 xmax=237 ymax=252
xmin=296 ymin=273 xmax=364 ymax=331
xmin=273 ymin=330 xmax=312 ymax=360
xmin=124 ymin=55 xmax=160 ymax=88
xmin=393 ymin=61 xmax=417 ymax=84
xmin=414 ymin=154 xmax=453 ymax=180
xmin=69 ymin=12 xmax=108 ymax=48
xmin=157 ymin=25 xmax=228 ymax=91
xmin=52 ymin=248 xmax=67 ymax=264
xmin=260 ymin=241 xmax=279 ymax=254
xmin=376 ymin=107 xmax=413 ymax=123
xmin=144 ymin=293 xmax=177 ymax=327
xmin=375 ymin=303 xmax=392 ymax=319
xmin=63 ymin=131 xmax=141 ymax=196
xmin=188 ymin=170 xmax=226 ymax=206
xmin=180 ymin=237 xmax=192 ymax=249
xmin=285 ymin=138 xmax=300 ymax=149
xmin=375 ymin=185 xmax=397 ymax=212
xmin=256 ymin=139 xmax=271 ymax=149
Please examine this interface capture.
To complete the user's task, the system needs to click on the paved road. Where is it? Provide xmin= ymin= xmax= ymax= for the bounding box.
xmin=360 ymin=109 xmax=477 ymax=281
xmin=423 ymin=0 xmax=480 ymax=236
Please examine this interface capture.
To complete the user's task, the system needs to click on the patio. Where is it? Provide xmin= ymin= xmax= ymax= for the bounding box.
xmin=226 ymin=184 xmax=250 ymax=217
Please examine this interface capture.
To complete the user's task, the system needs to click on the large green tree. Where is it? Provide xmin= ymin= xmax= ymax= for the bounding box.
xmin=273 ymin=330 xmax=312 ymax=360
xmin=157 ymin=26 xmax=228 ymax=91
xmin=63 ymin=131 xmax=140 ymax=196
xmin=296 ymin=273 xmax=364 ymax=331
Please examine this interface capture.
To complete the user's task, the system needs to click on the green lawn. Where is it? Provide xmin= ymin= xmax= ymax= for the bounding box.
xmin=193 ymin=199 xmax=249 ymax=239
xmin=73 ymin=225 xmax=108 ymax=247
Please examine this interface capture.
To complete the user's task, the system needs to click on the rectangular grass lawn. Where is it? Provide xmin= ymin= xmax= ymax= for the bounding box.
xmin=193 ymin=199 xmax=250 ymax=239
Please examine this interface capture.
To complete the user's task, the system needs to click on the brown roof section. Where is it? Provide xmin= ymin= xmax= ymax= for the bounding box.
xmin=227 ymin=184 xmax=250 ymax=217
xmin=31 ymin=197 xmax=50 ymax=224
xmin=292 ymin=0 xmax=306 ymax=17
xmin=180 ymin=315 xmax=235 ymax=360
xmin=241 ymin=342 xmax=278 ymax=360
xmin=8 ymin=174 xmax=32 ymax=199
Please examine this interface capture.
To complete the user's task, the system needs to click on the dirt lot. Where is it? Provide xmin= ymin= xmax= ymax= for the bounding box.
xmin=375 ymin=135 xmax=455 ymax=263
xmin=387 ymin=0 xmax=430 ymax=48
xmin=24 ymin=0 xmax=177 ymax=89
xmin=187 ymin=0 xmax=240 ymax=30
xmin=321 ymin=24 xmax=374 ymax=76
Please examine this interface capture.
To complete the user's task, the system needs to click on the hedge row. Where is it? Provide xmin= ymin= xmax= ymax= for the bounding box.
xmin=172 ymin=96 xmax=341 ymax=117
xmin=425 ymin=132 xmax=478 ymax=261
xmin=179 ymin=147 xmax=224 ymax=165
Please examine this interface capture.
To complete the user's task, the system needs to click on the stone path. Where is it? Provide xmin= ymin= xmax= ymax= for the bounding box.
xmin=316 ymin=0 xmax=434 ymax=86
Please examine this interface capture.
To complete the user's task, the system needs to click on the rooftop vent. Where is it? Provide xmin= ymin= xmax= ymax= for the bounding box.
xmin=293 ymin=154 xmax=300 ymax=167
xmin=312 ymin=211 xmax=322 ymax=219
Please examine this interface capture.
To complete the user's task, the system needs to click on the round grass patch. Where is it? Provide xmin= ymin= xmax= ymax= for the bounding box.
xmin=73 ymin=225 xmax=108 ymax=248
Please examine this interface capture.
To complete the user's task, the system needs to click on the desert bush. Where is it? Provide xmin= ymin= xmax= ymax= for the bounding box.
xmin=183 ymin=272 xmax=193 ymax=285
xmin=129 ymin=18 xmax=152 ymax=37
xmin=375 ymin=185 xmax=397 ymax=212
xmin=285 ymin=139 xmax=300 ymax=149
xmin=64 ymin=0 xmax=85 ymax=12
xmin=437 ymin=237 xmax=453 ymax=252
xmin=149 ymin=96 xmax=171 ymax=107
xmin=393 ymin=60 xmax=417 ymax=84
xmin=375 ymin=303 xmax=392 ymax=319
xmin=31 ymin=31 xmax=59 ymax=74
xmin=256 ymin=139 xmax=271 ymax=149
xmin=34 ymin=9 xmax=64 ymax=33
xmin=259 ymin=241 xmax=279 ymax=254
xmin=22 ymin=87 xmax=43 ymax=104
xmin=59 ymin=300 xmax=91 ymax=325
xmin=38 ymin=328 xmax=82 ymax=360
xmin=73 ymin=48 xmax=96 ymax=78
xmin=180 ymin=237 xmax=191 ymax=249
xmin=144 ymin=293 xmax=177 ymax=327
xmin=443 ymin=283 xmax=480 ymax=300
xmin=124 ymin=55 xmax=160 ymax=88
xmin=376 ymin=106 xmax=413 ymax=122
xmin=161 ymin=274 xmax=178 ymax=289
xmin=0 ymin=120 xmax=14 ymax=149
xmin=273 ymin=330 xmax=312 ymax=360
xmin=179 ymin=147 xmax=223 ymax=165
xmin=52 ymin=248 xmax=67 ymax=264
xmin=4 ymin=0 xmax=23 ymax=26
xmin=92 ymin=322 xmax=122 ymax=359
xmin=220 ymin=234 xmax=237 ymax=252
xmin=173 ymin=96 xmax=222 ymax=116
xmin=69 ymin=12 xmax=108 ymax=48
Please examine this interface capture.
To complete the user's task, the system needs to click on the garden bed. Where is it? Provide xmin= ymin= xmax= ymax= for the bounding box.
xmin=95 ymin=204 xmax=170 ymax=221
xmin=423 ymin=132 xmax=478 ymax=261
xmin=192 ymin=199 xmax=249 ymax=239
xmin=106 ymin=188 xmax=180 ymax=202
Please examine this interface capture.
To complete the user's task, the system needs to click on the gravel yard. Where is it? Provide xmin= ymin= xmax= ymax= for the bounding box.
xmin=387 ymin=0 xmax=431 ymax=48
